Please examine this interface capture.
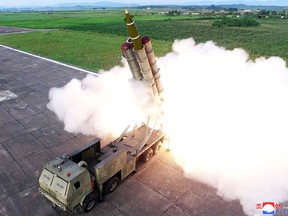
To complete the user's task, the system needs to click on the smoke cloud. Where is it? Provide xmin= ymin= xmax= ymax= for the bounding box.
xmin=47 ymin=38 xmax=288 ymax=215
xmin=47 ymin=62 xmax=158 ymax=143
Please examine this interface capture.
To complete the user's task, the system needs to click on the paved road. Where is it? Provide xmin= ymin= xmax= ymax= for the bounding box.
xmin=0 ymin=42 xmax=247 ymax=216
xmin=0 ymin=26 xmax=35 ymax=35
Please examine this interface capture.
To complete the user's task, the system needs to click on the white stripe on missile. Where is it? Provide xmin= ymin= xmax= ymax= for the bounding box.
xmin=126 ymin=21 xmax=135 ymax=26
xmin=130 ymin=35 xmax=140 ymax=40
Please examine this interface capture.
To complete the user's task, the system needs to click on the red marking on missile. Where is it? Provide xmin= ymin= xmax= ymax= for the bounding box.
xmin=141 ymin=36 xmax=151 ymax=44
xmin=121 ymin=42 xmax=132 ymax=50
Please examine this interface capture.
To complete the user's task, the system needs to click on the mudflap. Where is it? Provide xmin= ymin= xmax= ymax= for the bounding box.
xmin=98 ymin=185 xmax=105 ymax=203
xmin=73 ymin=205 xmax=82 ymax=214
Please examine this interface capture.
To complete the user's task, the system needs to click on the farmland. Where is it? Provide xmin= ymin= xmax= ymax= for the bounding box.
xmin=0 ymin=9 xmax=287 ymax=71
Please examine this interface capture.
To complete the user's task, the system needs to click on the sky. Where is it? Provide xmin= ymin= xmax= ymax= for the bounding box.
xmin=1 ymin=0 xmax=287 ymax=8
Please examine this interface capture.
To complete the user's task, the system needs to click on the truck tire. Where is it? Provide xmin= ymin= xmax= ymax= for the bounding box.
xmin=83 ymin=197 xmax=96 ymax=213
xmin=141 ymin=148 xmax=153 ymax=162
xmin=152 ymin=141 xmax=162 ymax=155
xmin=104 ymin=176 xmax=120 ymax=194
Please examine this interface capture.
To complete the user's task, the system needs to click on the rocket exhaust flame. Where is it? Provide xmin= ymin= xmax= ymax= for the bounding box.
xmin=47 ymin=11 xmax=288 ymax=216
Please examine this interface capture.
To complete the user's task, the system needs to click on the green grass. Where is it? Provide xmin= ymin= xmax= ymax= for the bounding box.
xmin=0 ymin=10 xmax=124 ymax=28
xmin=0 ymin=10 xmax=287 ymax=70
xmin=65 ymin=18 xmax=288 ymax=61
xmin=0 ymin=10 xmax=182 ymax=29
xmin=0 ymin=29 xmax=171 ymax=71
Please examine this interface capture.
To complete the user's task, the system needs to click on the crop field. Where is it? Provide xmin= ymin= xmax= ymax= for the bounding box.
xmin=0 ymin=9 xmax=287 ymax=71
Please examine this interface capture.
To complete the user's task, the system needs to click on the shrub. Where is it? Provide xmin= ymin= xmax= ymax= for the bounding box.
xmin=212 ymin=17 xmax=260 ymax=27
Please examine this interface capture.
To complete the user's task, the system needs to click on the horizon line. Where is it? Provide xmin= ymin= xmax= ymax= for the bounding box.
xmin=1 ymin=3 xmax=288 ymax=9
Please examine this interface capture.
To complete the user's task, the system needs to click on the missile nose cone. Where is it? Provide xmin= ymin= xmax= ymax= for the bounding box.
xmin=124 ymin=9 xmax=142 ymax=50
xmin=124 ymin=9 xmax=133 ymax=24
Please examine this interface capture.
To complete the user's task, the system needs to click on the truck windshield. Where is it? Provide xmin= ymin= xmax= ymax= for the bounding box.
xmin=40 ymin=169 xmax=68 ymax=197
xmin=40 ymin=169 xmax=54 ymax=186
xmin=51 ymin=175 xmax=68 ymax=196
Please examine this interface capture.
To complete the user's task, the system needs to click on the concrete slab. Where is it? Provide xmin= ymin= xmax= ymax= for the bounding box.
xmin=0 ymin=143 xmax=14 ymax=167
xmin=2 ymin=133 xmax=45 ymax=160
xmin=17 ymin=149 xmax=55 ymax=183
xmin=0 ymin=186 xmax=58 ymax=216
xmin=0 ymin=161 xmax=33 ymax=200
xmin=0 ymin=78 xmax=25 ymax=91
xmin=48 ymin=136 xmax=92 ymax=156
xmin=28 ymin=81 xmax=52 ymax=95
xmin=0 ymin=106 xmax=14 ymax=124
xmin=0 ymin=120 xmax=27 ymax=143
xmin=43 ymin=110 xmax=61 ymax=123
xmin=157 ymin=145 xmax=183 ymax=171
xmin=1 ymin=98 xmax=42 ymax=120
xmin=106 ymin=177 xmax=172 ymax=216
xmin=21 ymin=91 xmax=50 ymax=109
xmin=0 ymin=78 xmax=9 ymax=84
xmin=31 ymin=123 xmax=74 ymax=147
xmin=16 ymin=76 xmax=43 ymax=86
xmin=176 ymin=181 xmax=246 ymax=216
xmin=58 ymin=200 xmax=125 ymax=216
xmin=0 ymin=45 xmax=248 ymax=216
xmin=12 ymin=86 xmax=35 ymax=98
xmin=18 ymin=112 xmax=57 ymax=132
xmin=44 ymin=77 xmax=74 ymax=88
xmin=161 ymin=204 xmax=191 ymax=216
xmin=36 ymin=70 xmax=74 ymax=83
xmin=136 ymin=160 xmax=195 ymax=202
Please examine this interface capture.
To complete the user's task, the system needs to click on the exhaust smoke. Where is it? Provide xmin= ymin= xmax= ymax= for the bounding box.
xmin=47 ymin=38 xmax=288 ymax=215
xmin=47 ymin=63 xmax=158 ymax=142
xmin=160 ymin=38 xmax=288 ymax=216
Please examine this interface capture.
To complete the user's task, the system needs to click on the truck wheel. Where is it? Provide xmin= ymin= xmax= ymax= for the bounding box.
xmin=104 ymin=176 xmax=120 ymax=194
xmin=83 ymin=198 xmax=96 ymax=213
xmin=141 ymin=148 xmax=153 ymax=162
xmin=152 ymin=141 xmax=162 ymax=155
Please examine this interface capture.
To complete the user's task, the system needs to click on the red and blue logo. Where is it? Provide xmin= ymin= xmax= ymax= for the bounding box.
xmin=256 ymin=202 xmax=280 ymax=215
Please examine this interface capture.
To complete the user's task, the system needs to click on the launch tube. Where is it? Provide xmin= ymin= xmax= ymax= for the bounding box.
xmin=141 ymin=36 xmax=164 ymax=98
xmin=121 ymin=42 xmax=142 ymax=80
xmin=135 ymin=47 xmax=153 ymax=81
xmin=135 ymin=47 xmax=158 ymax=97
xmin=123 ymin=9 xmax=163 ymax=102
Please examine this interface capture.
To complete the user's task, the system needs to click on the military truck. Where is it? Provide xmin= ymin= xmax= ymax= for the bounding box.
xmin=38 ymin=123 xmax=164 ymax=213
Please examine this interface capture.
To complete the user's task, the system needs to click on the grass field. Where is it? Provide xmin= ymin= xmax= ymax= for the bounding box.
xmin=0 ymin=10 xmax=287 ymax=71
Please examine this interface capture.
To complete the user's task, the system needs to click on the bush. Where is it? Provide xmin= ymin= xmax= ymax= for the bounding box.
xmin=212 ymin=17 xmax=259 ymax=27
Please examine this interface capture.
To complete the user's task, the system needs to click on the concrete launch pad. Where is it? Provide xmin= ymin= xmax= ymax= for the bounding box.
xmin=0 ymin=44 xmax=247 ymax=216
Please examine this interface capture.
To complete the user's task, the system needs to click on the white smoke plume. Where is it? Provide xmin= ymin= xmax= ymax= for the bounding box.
xmin=47 ymin=63 xmax=158 ymax=142
xmin=47 ymin=38 xmax=288 ymax=215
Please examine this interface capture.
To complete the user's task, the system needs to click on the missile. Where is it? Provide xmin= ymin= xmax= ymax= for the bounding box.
xmin=124 ymin=9 xmax=142 ymax=51
xmin=122 ymin=9 xmax=164 ymax=102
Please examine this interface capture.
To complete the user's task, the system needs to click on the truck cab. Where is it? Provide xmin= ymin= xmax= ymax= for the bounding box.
xmin=39 ymin=139 xmax=102 ymax=213
xmin=39 ymin=156 xmax=97 ymax=212
xmin=39 ymin=124 xmax=164 ymax=213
